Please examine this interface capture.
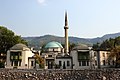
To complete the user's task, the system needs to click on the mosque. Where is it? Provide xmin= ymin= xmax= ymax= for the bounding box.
xmin=5 ymin=12 xmax=115 ymax=69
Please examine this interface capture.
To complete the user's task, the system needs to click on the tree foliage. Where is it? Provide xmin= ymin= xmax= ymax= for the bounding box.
xmin=62 ymin=42 xmax=76 ymax=52
xmin=0 ymin=26 xmax=27 ymax=55
xmin=69 ymin=43 xmax=76 ymax=52
xmin=34 ymin=53 xmax=44 ymax=68
xmin=110 ymin=46 xmax=120 ymax=67
xmin=93 ymin=42 xmax=100 ymax=50
xmin=93 ymin=36 xmax=120 ymax=50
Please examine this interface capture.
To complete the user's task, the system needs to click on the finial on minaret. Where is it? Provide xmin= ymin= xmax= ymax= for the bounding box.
xmin=65 ymin=11 xmax=68 ymax=27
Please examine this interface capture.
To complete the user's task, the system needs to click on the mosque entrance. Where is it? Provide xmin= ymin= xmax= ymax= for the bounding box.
xmin=46 ymin=59 xmax=54 ymax=69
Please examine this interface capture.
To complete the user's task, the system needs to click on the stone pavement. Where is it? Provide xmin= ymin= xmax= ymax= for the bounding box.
xmin=0 ymin=68 xmax=120 ymax=80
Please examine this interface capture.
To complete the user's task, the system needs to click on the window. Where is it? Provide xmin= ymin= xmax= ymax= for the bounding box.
xmin=14 ymin=61 xmax=18 ymax=66
xmin=59 ymin=61 xmax=62 ymax=66
xmin=63 ymin=61 xmax=66 ymax=69
xmin=25 ymin=64 xmax=27 ymax=66
xmin=31 ymin=61 xmax=34 ymax=66
xmin=15 ymin=56 xmax=18 ymax=59
xmin=19 ymin=52 xmax=22 ymax=56
xmin=11 ymin=61 xmax=13 ymax=66
xmin=82 ymin=61 xmax=86 ymax=66
xmin=19 ymin=61 xmax=21 ymax=66
xmin=95 ymin=60 xmax=97 ymax=66
xmin=53 ymin=49 xmax=54 ymax=52
xmin=78 ymin=52 xmax=89 ymax=60
xmin=48 ymin=55 xmax=52 ymax=57
xmin=108 ymin=60 xmax=110 ymax=65
xmin=112 ymin=60 xmax=115 ymax=65
xmin=103 ymin=53 xmax=105 ymax=57
xmin=19 ymin=56 xmax=22 ymax=60
xmin=10 ymin=52 xmax=22 ymax=60
xmin=79 ymin=61 xmax=81 ymax=66
xmin=94 ymin=52 xmax=96 ymax=57
xmin=54 ymin=49 xmax=58 ymax=52
xmin=67 ymin=61 xmax=70 ymax=66
xmin=48 ymin=49 xmax=53 ymax=51
xmin=19 ymin=52 xmax=22 ymax=60
xmin=103 ymin=60 xmax=105 ymax=65
xmin=87 ymin=61 xmax=89 ymax=66
xmin=106 ymin=53 xmax=109 ymax=57
xmin=11 ymin=56 xmax=13 ymax=60
xmin=46 ymin=61 xmax=48 ymax=66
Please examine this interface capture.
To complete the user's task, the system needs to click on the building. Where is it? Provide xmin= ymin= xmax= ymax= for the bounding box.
xmin=96 ymin=50 xmax=115 ymax=68
xmin=41 ymin=41 xmax=72 ymax=69
xmin=55 ymin=11 xmax=72 ymax=69
xmin=41 ymin=41 xmax=64 ymax=69
xmin=5 ymin=11 xmax=115 ymax=70
xmin=6 ymin=43 xmax=35 ymax=69
xmin=40 ymin=11 xmax=72 ymax=69
xmin=70 ymin=44 xmax=94 ymax=69
xmin=55 ymin=54 xmax=72 ymax=69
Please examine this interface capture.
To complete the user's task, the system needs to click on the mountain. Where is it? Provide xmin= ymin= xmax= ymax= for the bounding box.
xmin=102 ymin=32 xmax=120 ymax=39
xmin=23 ymin=32 xmax=120 ymax=47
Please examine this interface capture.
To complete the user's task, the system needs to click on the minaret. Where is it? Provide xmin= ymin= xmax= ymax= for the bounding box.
xmin=64 ymin=11 xmax=69 ymax=54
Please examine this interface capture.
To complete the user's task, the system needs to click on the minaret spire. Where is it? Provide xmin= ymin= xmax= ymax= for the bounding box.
xmin=64 ymin=11 xmax=69 ymax=54
xmin=65 ymin=11 xmax=68 ymax=27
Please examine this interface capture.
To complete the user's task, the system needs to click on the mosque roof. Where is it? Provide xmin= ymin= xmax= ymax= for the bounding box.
xmin=10 ymin=43 xmax=29 ymax=50
xmin=56 ymin=53 xmax=72 ymax=59
xmin=45 ymin=41 xmax=63 ymax=48
xmin=73 ymin=43 xmax=89 ymax=50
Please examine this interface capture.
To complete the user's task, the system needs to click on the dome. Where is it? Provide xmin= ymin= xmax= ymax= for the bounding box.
xmin=45 ymin=41 xmax=63 ymax=48
xmin=73 ymin=43 xmax=89 ymax=50
xmin=10 ymin=43 xmax=29 ymax=50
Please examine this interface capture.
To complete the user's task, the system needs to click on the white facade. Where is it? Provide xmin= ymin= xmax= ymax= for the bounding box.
xmin=70 ymin=48 xmax=115 ymax=69
xmin=28 ymin=57 xmax=36 ymax=69
xmin=42 ymin=52 xmax=57 ymax=69
xmin=41 ymin=41 xmax=72 ymax=69
xmin=6 ymin=43 xmax=34 ymax=69
xmin=71 ymin=50 xmax=94 ymax=69
xmin=70 ymin=44 xmax=95 ymax=69
xmin=55 ymin=56 xmax=72 ymax=69
xmin=97 ymin=50 xmax=115 ymax=68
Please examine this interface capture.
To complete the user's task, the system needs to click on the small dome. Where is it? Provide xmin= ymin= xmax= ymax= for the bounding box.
xmin=45 ymin=41 xmax=63 ymax=48
xmin=10 ymin=43 xmax=29 ymax=50
xmin=73 ymin=43 xmax=89 ymax=50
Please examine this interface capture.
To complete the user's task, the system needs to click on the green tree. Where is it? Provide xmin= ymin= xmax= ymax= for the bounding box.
xmin=109 ymin=46 xmax=120 ymax=67
xmin=69 ymin=43 xmax=76 ymax=52
xmin=40 ymin=44 xmax=46 ymax=53
xmin=34 ymin=53 xmax=44 ymax=68
xmin=93 ymin=42 xmax=100 ymax=50
xmin=62 ymin=42 xmax=76 ymax=52
xmin=93 ymin=36 xmax=120 ymax=50
xmin=0 ymin=26 xmax=27 ymax=63
xmin=114 ymin=37 xmax=120 ymax=47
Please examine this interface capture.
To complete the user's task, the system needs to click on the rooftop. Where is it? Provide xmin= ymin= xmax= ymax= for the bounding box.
xmin=10 ymin=43 xmax=29 ymax=50
xmin=45 ymin=41 xmax=63 ymax=49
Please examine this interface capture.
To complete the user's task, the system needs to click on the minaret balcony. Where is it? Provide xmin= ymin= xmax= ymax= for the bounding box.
xmin=64 ymin=27 xmax=68 ymax=29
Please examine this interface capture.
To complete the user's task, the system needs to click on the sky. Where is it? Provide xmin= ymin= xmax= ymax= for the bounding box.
xmin=0 ymin=0 xmax=120 ymax=38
